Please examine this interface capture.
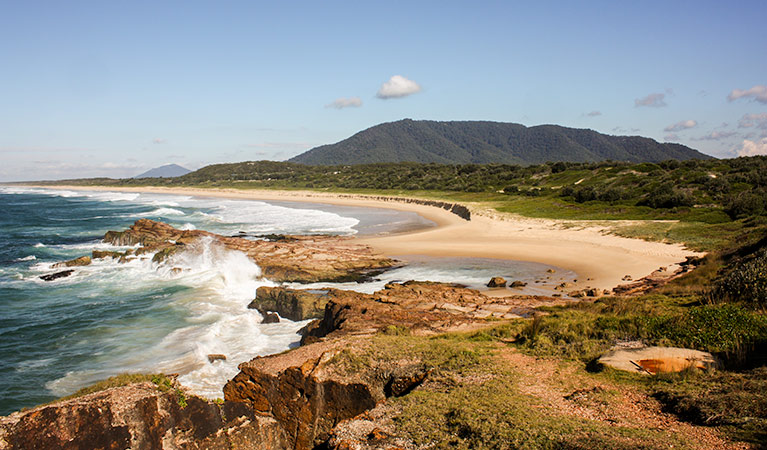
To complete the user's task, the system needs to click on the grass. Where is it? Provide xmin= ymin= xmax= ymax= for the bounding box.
xmin=56 ymin=373 xmax=188 ymax=408
xmin=385 ymin=339 xmax=698 ymax=450
xmin=651 ymin=367 xmax=767 ymax=446
xmin=319 ymin=326 xmax=744 ymax=449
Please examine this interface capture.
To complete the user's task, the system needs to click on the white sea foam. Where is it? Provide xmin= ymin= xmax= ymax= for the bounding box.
xmin=138 ymin=207 xmax=186 ymax=217
xmin=33 ymin=243 xmax=46 ymax=248
xmin=83 ymin=192 xmax=141 ymax=202
xmin=16 ymin=255 xmax=36 ymax=261
xmin=43 ymin=238 xmax=303 ymax=399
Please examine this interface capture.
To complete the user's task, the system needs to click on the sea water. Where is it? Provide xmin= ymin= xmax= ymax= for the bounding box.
xmin=0 ymin=187 xmax=572 ymax=415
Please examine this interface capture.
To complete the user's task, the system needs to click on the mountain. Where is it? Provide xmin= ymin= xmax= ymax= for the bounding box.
xmin=289 ymin=119 xmax=711 ymax=165
xmin=134 ymin=164 xmax=191 ymax=178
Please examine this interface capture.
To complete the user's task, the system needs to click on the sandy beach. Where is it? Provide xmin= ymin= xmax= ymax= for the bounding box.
xmin=26 ymin=185 xmax=702 ymax=293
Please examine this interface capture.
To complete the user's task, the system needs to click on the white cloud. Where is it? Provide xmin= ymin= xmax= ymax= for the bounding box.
xmin=738 ymin=113 xmax=767 ymax=129
xmin=585 ymin=110 xmax=602 ymax=117
xmin=244 ymin=142 xmax=312 ymax=149
xmin=735 ymin=138 xmax=767 ymax=157
xmin=152 ymin=138 xmax=167 ymax=144
xmin=664 ymin=120 xmax=697 ymax=132
xmin=376 ymin=75 xmax=421 ymax=99
xmin=693 ymin=131 xmax=737 ymax=141
xmin=326 ymin=97 xmax=362 ymax=109
xmin=635 ymin=93 xmax=667 ymax=107
xmin=728 ymin=85 xmax=767 ymax=104
xmin=664 ymin=133 xmax=679 ymax=141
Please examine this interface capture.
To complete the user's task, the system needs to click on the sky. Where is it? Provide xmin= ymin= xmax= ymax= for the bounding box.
xmin=1 ymin=0 xmax=766 ymax=181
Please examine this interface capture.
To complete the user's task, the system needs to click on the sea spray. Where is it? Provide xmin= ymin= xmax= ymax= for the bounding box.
xmin=45 ymin=237 xmax=309 ymax=399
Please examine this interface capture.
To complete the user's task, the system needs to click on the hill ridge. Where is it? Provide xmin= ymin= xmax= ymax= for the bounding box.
xmin=289 ymin=119 xmax=710 ymax=165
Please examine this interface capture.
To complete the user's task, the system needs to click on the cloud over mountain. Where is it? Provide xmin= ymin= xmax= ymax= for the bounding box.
xmin=376 ymin=75 xmax=421 ymax=99
xmin=664 ymin=120 xmax=697 ymax=132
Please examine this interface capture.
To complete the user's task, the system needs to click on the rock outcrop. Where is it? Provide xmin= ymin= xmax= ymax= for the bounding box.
xmin=296 ymin=281 xmax=569 ymax=344
xmin=612 ymin=260 xmax=699 ymax=296
xmin=0 ymin=381 xmax=288 ymax=450
xmin=249 ymin=286 xmax=329 ymax=321
xmin=99 ymin=219 xmax=397 ymax=283
xmin=39 ymin=269 xmax=74 ymax=281
xmin=52 ymin=256 xmax=92 ymax=268
xmin=224 ymin=339 xmax=428 ymax=449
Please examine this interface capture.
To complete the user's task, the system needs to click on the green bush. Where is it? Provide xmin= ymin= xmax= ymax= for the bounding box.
xmin=638 ymin=183 xmax=694 ymax=209
xmin=713 ymin=251 xmax=767 ymax=309
xmin=725 ymin=191 xmax=767 ymax=219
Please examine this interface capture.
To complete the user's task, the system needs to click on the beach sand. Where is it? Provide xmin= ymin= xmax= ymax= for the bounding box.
xmin=30 ymin=185 xmax=702 ymax=293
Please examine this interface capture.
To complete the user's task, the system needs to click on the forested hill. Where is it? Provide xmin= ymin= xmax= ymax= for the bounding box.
xmin=289 ymin=119 xmax=711 ymax=165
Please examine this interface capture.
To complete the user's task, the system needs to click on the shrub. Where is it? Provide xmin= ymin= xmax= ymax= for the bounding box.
xmin=639 ymin=183 xmax=694 ymax=209
xmin=712 ymin=251 xmax=767 ymax=309
xmin=725 ymin=191 xmax=767 ymax=219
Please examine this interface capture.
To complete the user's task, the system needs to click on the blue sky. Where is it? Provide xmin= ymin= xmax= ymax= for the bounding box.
xmin=1 ymin=1 xmax=766 ymax=181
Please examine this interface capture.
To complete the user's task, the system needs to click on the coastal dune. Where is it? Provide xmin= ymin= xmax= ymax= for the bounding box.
xmin=34 ymin=186 xmax=701 ymax=292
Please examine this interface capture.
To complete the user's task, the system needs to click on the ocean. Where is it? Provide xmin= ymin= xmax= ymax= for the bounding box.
xmin=0 ymin=187 xmax=572 ymax=415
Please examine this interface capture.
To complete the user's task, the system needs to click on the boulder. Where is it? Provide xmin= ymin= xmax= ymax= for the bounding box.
xmin=261 ymin=312 xmax=280 ymax=324
xmin=249 ymin=287 xmax=328 ymax=321
xmin=487 ymin=277 xmax=507 ymax=288
xmin=509 ymin=280 xmax=527 ymax=288
xmin=597 ymin=346 xmax=718 ymax=375
xmin=207 ymin=354 xmax=227 ymax=363
xmin=39 ymin=270 xmax=74 ymax=281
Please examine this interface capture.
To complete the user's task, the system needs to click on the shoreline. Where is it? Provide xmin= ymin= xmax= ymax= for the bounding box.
xmin=16 ymin=185 xmax=702 ymax=293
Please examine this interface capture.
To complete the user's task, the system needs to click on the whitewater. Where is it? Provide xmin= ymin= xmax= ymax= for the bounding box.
xmin=0 ymin=187 xmax=570 ymax=415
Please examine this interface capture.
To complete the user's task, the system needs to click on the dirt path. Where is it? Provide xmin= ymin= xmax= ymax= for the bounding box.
xmin=499 ymin=347 xmax=751 ymax=450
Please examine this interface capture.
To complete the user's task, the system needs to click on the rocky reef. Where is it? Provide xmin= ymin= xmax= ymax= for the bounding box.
xmin=38 ymin=219 xmax=396 ymax=284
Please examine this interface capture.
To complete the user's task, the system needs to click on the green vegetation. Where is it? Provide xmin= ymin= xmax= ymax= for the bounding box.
xmin=713 ymin=246 xmax=767 ymax=310
xmin=288 ymin=119 xmax=708 ymax=165
xmin=651 ymin=368 xmax=767 ymax=445
xmin=355 ymin=333 xmax=700 ymax=449
xmin=57 ymin=373 xmax=188 ymax=409
xmin=58 ymin=373 xmax=173 ymax=401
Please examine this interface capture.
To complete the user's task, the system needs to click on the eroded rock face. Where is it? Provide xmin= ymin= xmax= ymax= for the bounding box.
xmin=0 ymin=382 xmax=288 ymax=450
xmin=224 ymin=340 xmax=427 ymax=450
xmin=249 ymin=286 xmax=329 ymax=321
xmin=99 ymin=219 xmax=396 ymax=283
